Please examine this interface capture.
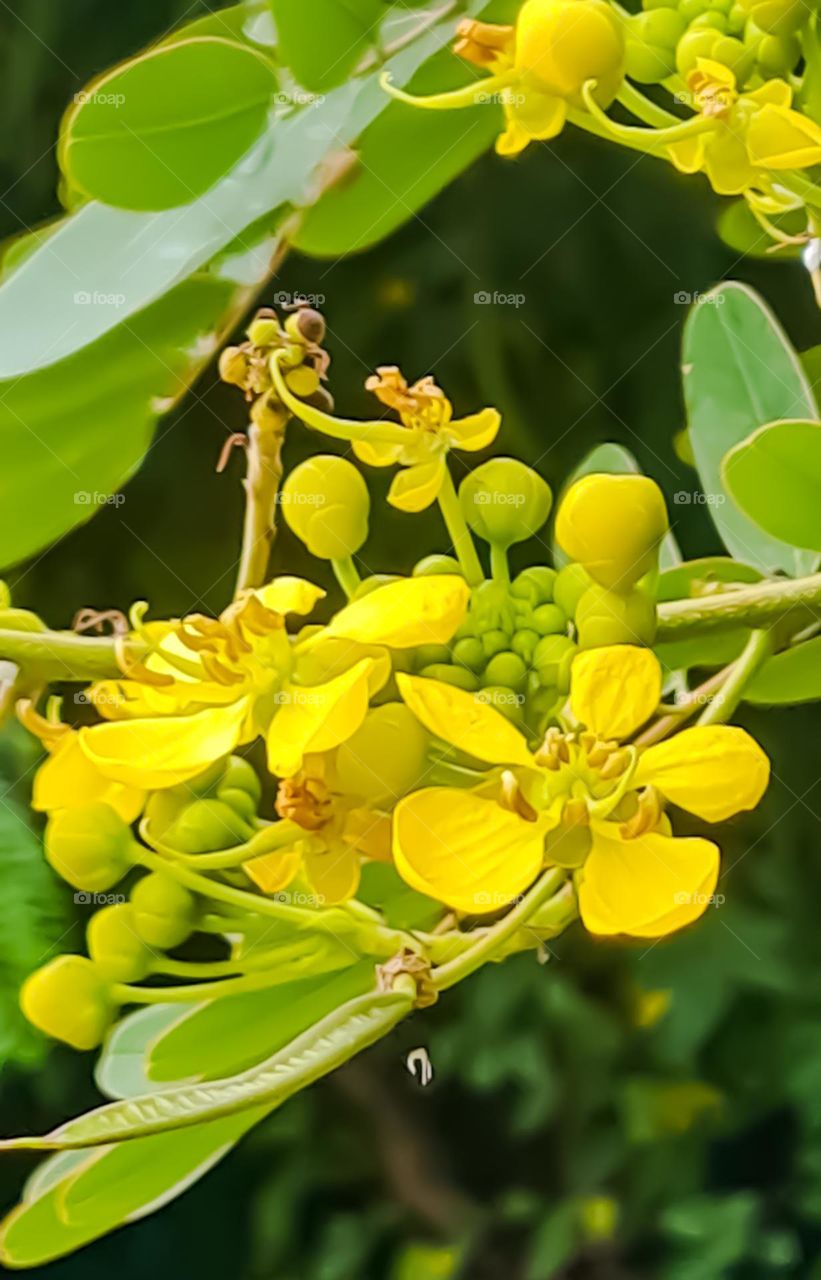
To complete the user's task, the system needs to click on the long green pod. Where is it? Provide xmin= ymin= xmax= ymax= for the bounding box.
xmin=0 ymin=986 xmax=414 ymax=1152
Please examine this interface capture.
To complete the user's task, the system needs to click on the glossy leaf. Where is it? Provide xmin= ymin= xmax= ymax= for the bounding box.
xmin=654 ymin=557 xmax=762 ymax=671
xmin=722 ymin=419 xmax=821 ymax=554
xmin=270 ymin=0 xmax=383 ymax=92
xmin=682 ymin=282 xmax=818 ymax=576
xmin=745 ymin=637 xmax=821 ymax=704
xmin=60 ymin=38 xmax=278 ymax=212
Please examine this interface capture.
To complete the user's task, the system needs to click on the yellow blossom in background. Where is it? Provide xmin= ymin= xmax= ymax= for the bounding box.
xmin=392 ymin=645 xmax=769 ymax=937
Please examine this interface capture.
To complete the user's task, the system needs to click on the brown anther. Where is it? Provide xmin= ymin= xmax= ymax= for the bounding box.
xmin=377 ymin=948 xmax=438 ymax=1009
xmin=453 ymin=17 xmax=514 ymax=67
xmin=579 ymin=731 xmax=598 ymax=754
xmin=620 ymin=787 xmax=663 ymax=840
xmin=599 ymin=749 xmax=629 ymax=780
xmin=276 ymin=775 xmax=334 ymax=831
xmin=199 ymin=652 xmax=245 ymax=686
xmin=216 ymin=433 xmax=247 ymax=473
xmin=73 ymin=608 xmax=129 ymax=636
xmin=562 ymin=798 xmax=590 ymax=828
xmin=365 ymin=366 xmax=447 ymax=428
xmin=586 ymin=744 xmax=611 ymax=769
xmin=500 ymin=770 xmax=538 ymax=821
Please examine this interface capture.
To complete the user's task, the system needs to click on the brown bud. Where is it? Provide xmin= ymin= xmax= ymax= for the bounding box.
xmin=295 ymin=307 xmax=326 ymax=344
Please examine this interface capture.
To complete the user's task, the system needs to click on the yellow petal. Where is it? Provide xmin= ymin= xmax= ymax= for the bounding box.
xmin=324 ymin=575 xmax=469 ymax=649
xmin=578 ymin=827 xmax=719 ymax=937
xmin=352 ymin=438 xmax=405 ymax=468
xmin=397 ymin=672 xmax=535 ymax=768
xmin=570 ymin=646 xmax=662 ymax=741
xmin=79 ymin=697 xmax=249 ymax=790
xmin=667 ymin=136 xmax=706 ymax=174
xmin=393 ymin=788 xmax=547 ymax=914
xmin=747 ymin=103 xmax=821 ymax=170
xmin=693 ymin=58 xmax=737 ymax=92
xmin=746 ymin=79 xmax=792 ymax=109
xmin=303 ymin=840 xmax=361 ymax=904
xmin=446 ymin=408 xmax=501 ymax=452
xmin=33 ymin=733 xmax=145 ymax=822
xmin=267 ymin=659 xmax=373 ymax=778
xmin=255 ymin=577 xmax=326 ymax=616
xmin=704 ymin=128 xmax=756 ymax=196
xmin=343 ymin=807 xmax=393 ymax=862
xmin=511 ymin=88 xmax=567 ymax=141
xmin=387 ymin=460 xmax=445 ymax=512
xmin=295 ymin=637 xmax=391 ymax=698
xmin=243 ymin=847 xmax=303 ymax=894
xmin=634 ymin=725 xmax=769 ymax=822
xmin=496 ymin=117 xmax=531 ymax=156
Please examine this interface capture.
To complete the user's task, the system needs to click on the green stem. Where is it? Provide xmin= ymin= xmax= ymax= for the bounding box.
xmin=235 ymin=413 xmax=287 ymax=597
xmin=490 ymin=543 xmax=510 ymax=589
xmin=436 ymin=468 xmax=484 ymax=586
xmin=0 ymin=628 xmax=145 ymax=682
xmin=331 ymin=556 xmax=361 ymax=599
xmin=616 ymin=81 xmax=681 ymax=129
xmin=432 ymin=867 xmax=569 ymax=991
xmin=656 ymin=573 xmax=821 ymax=637
xmin=581 ymin=80 xmax=714 ymax=146
xmin=117 ymin=939 xmax=347 ymax=1002
xmin=698 ymin=628 xmax=774 ymax=726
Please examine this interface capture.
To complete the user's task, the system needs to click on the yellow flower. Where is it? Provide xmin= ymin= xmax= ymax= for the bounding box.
xmin=76 ymin=575 xmax=468 ymax=789
xmin=668 ymin=60 xmax=821 ymax=195
xmin=379 ymin=0 xmax=625 ymax=158
xmin=21 ymin=704 xmax=144 ymax=822
xmin=392 ymin=645 xmax=769 ymax=936
xmin=271 ymin=359 xmax=499 ymax=513
xmin=243 ymin=761 xmax=392 ymax=904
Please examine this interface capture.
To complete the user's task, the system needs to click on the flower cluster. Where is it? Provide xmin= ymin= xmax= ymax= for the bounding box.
xmin=15 ymin=304 xmax=770 ymax=1054
xmin=383 ymin=0 xmax=821 ymax=248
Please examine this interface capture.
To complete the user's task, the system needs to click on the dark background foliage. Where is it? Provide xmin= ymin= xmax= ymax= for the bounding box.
xmin=1 ymin=2 xmax=820 ymax=1276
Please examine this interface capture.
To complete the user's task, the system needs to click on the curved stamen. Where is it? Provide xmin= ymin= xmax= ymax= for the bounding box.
xmin=270 ymin=353 xmax=409 ymax=446
xmin=379 ymin=68 xmax=518 ymax=112
xmin=581 ymin=80 xmax=716 ymax=147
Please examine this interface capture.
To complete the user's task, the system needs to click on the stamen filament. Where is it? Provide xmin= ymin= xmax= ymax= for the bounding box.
xmin=379 ymin=68 xmax=517 ymax=112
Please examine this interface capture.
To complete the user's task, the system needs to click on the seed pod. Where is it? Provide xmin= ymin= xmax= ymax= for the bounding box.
xmin=45 ymin=803 xmax=135 ymax=892
xmin=20 ymin=955 xmax=115 ymax=1051
xmin=131 ymin=873 xmax=199 ymax=950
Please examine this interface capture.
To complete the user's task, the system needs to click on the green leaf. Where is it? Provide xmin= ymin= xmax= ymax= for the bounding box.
xmin=0 ymin=1110 xmax=268 ymax=1267
xmin=682 ymin=282 xmax=818 ymax=576
xmin=656 ymin=556 xmax=763 ymax=602
xmin=60 ymin=38 xmax=278 ymax=212
xmin=745 ymin=636 xmax=821 ymax=704
xmin=722 ymin=419 xmax=821 ymax=554
xmin=715 ymin=200 xmax=801 ymax=261
xmin=357 ymin=863 xmax=442 ymax=930
xmin=270 ymin=0 xmax=383 ymax=92
xmin=1 ymin=988 xmax=412 ymax=1151
xmin=94 ymin=1003 xmax=190 ymax=1099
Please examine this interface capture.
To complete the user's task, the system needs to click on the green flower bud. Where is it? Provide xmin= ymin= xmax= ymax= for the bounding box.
xmin=45 ymin=804 xmax=135 ymax=893
xmin=554 ymin=562 xmax=594 ymax=617
xmin=676 ymin=27 xmax=722 ymax=71
xmin=511 ymin=628 xmax=540 ymax=664
xmin=452 ymin=637 xmax=486 ymax=672
xmin=481 ymin=629 xmax=512 ymax=659
xmin=459 ymin=459 xmax=553 ymax=549
xmin=483 ymin=650 xmax=528 ymax=691
xmin=625 ymin=9 xmax=686 ymax=81
xmin=334 ymin=704 xmax=429 ymax=806
xmin=555 ymin=474 xmax=668 ymax=593
xmin=144 ymin=790 xmax=188 ymax=839
xmin=678 ymin=0 xmax=709 ymax=18
xmin=689 ymin=10 xmax=728 ymax=28
xmin=532 ymin=603 xmax=568 ymax=636
xmin=419 ymin=662 xmax=480 ymax=691
xmin=756 ymin=29 xmax=800 ymax=72
xmin=477 ymin=686 xmax=524 ymax=723
xmin=218 ymin=346 xmax=250 ymax=387
xmin=413 ymin=555 xmax=463 ymax=577
xmin=412 ymin=644 xmax=453 ymax=671
xmin=216 ymin=756 xmax=262 ymax=822
xmin=575 ymin=584 xmax=657 ymax=649
xmin=87 ymin=904 xmax=152 ymax=983
xmin=165 ymin=799 xmax=255 ymax=855
xmin=533 ymin=635 xmax=578 ymax=692
xmin=740 ymin=0 xmax=806 ymax=34
xmin=21 ymin=956 xmax=115 ymax=1051
xmin=511 ymin=566 xmax=558 ymax=604
xmin=131 ymin=874 xmax=198 ymax=950
xmin=281 ymin=455 xmax=369 ymax=559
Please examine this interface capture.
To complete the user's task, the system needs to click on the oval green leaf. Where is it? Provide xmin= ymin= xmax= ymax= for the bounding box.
xmin=722 ymin=419 xmax=821 ymax=554
xmin=745 ymin=636 xmax=821 ymax=704
xmin=60 ymin=38 xmax=278 ymax=211
xmin=271 ymin=0 xmax=384 ymax=92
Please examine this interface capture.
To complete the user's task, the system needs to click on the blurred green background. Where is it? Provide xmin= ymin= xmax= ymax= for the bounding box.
xmin=2 ymin=1 xmax=821 ymax=1276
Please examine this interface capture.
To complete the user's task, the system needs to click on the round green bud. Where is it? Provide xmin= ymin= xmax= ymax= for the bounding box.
xmin=483 ymin=651 xmax=528 ymax=691
xmin=412 ymin=644 xmax=453 ymax=671
xmin=21 ymin=956 xmax=115 ymax=1051
xmin=728 ymin=2 xmax=747 ymax=28
xmin=553 ymin=562 xmax=594 ymax=618
xmin=511 ymin=566 xmax=557 ymax=605
xmin=87 ymin=904 xmax=153 ymax=983
xmin=131 ymin=874 xmax=198 ymax=950
xmin=744 ymin=0 xmax=806 ymax=34
xmin=419 ymin=663 xmax=479 ymax=691
xmin=413 ymin=555 xmax=463 ymax=577
xmin=247 ymin=315 xmax=280 ymax=347
xmin=511 ymin=628 xmax=540 ymax=664
xmin=625 ymin=9 xmax=685 ymax=81
xmin=452 ymin=637 xmax=486 ymax=672
xmin=533 ymin=635 xmax=578 ymax=692
xmin=678 ymin=0 xmax=709 ymax=18
xmin=216 ymin=756 xmax=262 ymax=822
xmin=676 ymin=26 xmax=721 ymax=70
xmin=523 ymin=685 xmax=563 ymax=737
xmin=45 ymin=804 xmax=135 ymax=893
xmin=575 ymin=583 xmax=657 ymax=649
xmin=532 ymin=603 xmax=568 ymax=636
xmin=453 ymin=615 xmax=477 ymax=640
xmin=756 ymin=30 xmax=799 ymax=72
xmin=334 ymin=704 xmax=429 ymax=806
xmin=689 ymin=10 xmax=728 ymax=29
xmin=459 ymin=459 xmax=553 ymax=549
xmin=481 ymin=628 xmax=512 ymax=659
xmin=555 ymin=474 xmax=668 ymax=593
xmin=710 ymin=33 xmax=756 ymax=75
xmin=477 ymin=686 xmax=524 ymax=723
xmin=165 ymin=799 xmax=255 ymax=855
xmin=281 ymin=455 xmax=369 ymax=559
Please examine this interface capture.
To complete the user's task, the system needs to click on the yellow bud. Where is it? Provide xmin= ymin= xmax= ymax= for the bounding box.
xmin=45 ymin=803 xmax=135 ymax=892
xmin=285 ymin=364 xmax=321 ymax=398
xmin=515 ymin=0 xmax=625 ymax=104
xmin=218 ymin=346 xmax=249 ymax=387
xmin=281 ymin=455 xmax=370 ymax=559
xmin=555 ymin=473 xmax=668 ymax=591
xmin=87 ymin=904 xmax=153 ymax=983
xmin=21 ymin=955 xmax=115 ymax=1051
xmin=131 ymin=872 xmax=198 ymax=950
